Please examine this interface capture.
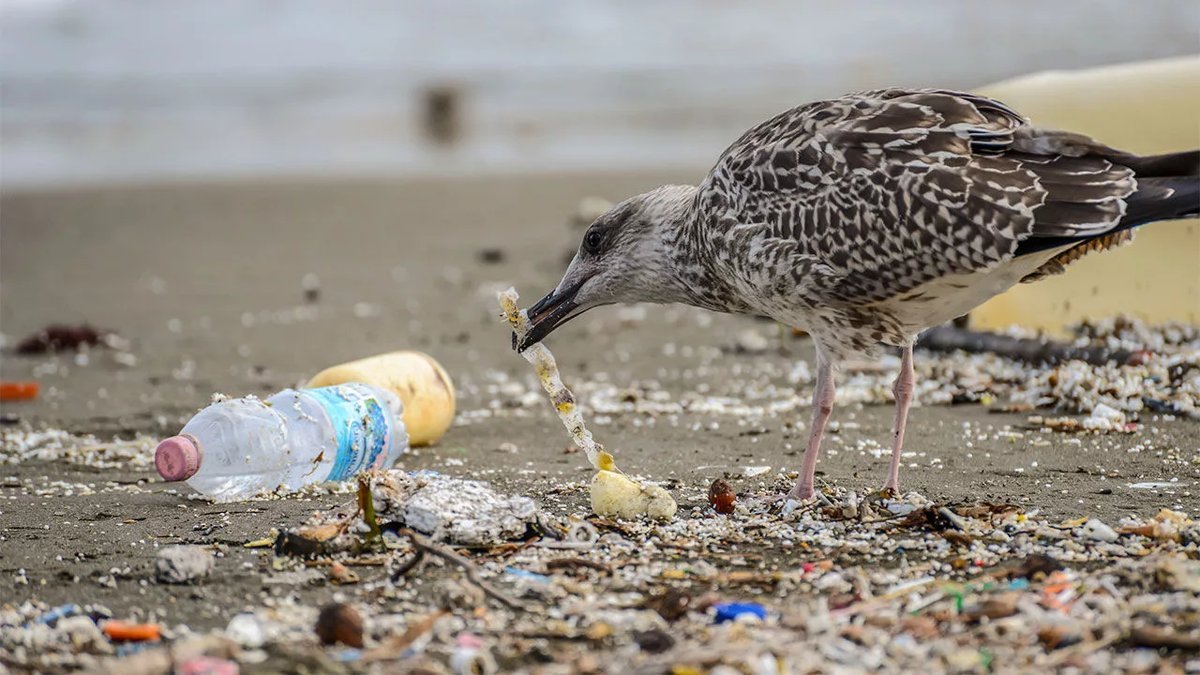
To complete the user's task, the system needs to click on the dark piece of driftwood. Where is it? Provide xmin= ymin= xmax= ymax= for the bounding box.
xmin=916 ymin=325 xmax=1136 ymax=366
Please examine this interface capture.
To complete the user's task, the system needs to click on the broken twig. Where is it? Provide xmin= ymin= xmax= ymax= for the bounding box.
xmin=396 ymin=528 xmax=530 ymax=612
xmin=917 ymin=325 xmax=1135 ymax=366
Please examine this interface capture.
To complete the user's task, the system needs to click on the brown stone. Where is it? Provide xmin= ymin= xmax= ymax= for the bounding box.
xmin=315 ymin=602 xmax=364 ymax=648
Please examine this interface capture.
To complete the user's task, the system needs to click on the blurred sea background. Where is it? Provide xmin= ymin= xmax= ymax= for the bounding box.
xmin=4 ymin=0 xmax=1199 ymax=190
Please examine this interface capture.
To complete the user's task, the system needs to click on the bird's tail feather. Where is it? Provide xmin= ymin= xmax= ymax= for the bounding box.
xmin=1114 ymin=148 xmax=1199 ymax=227
xmin=1118 ymin=149 xmax=1200 ymax=178
xmin=1119 ymin=174 xmax=1199 ymax=228
xmin=1018 ymin=152 xmax=1198 ymax=258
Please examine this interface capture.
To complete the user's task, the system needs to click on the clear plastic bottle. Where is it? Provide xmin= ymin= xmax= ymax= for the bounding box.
xmin=154 ymin=383 xmax=408 ymax=501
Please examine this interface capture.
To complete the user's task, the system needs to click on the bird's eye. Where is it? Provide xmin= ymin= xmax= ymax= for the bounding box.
xmin=583 ymin=230 xmax=603 ymax=253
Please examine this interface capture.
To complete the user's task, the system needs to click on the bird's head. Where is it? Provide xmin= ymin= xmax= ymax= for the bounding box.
xmin=515 ymin=185 xmax=696 ymax=352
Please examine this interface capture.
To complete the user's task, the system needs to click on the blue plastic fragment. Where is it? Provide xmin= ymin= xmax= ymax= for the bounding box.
xmin=334 ymin=648 xmax=363 ymax=662
xmin=1008 ymin=578 xmax=1031 ymax=590
xmin=115 ymin=642 xmax=154 ymax=658
xmin=504 ymin=567 xmax=550 ymax=583
xmin=713 ymin=602 xmax=768 ymax=623
xmin=31 ymin=604 xmax=80 ymax=627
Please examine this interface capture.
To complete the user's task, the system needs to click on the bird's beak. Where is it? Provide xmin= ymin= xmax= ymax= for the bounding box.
xmin=513 ymin=278 xmax=588 ymax=352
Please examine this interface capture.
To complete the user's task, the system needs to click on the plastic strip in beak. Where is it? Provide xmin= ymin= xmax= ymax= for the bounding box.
xmin=498 ymin=287 xmax=614 ymax=471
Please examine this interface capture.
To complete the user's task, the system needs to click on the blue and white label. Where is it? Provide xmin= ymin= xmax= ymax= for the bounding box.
xmin=307 ymin=384 xmax=393 ymax=481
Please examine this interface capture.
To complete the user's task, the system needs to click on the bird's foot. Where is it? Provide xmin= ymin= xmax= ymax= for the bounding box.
xmin=880 ymin=476 xmax=900 ymax=497
xmin=787 ymin=482 xmax=815 ymax=502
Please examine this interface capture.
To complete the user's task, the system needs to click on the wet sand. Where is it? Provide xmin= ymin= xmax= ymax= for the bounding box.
xmin=2 ymin=174 xmax=1197 ymax=638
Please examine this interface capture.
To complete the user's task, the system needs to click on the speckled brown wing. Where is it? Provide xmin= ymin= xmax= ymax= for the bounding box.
xmin=695 ymin=88 xmax=1136 ymax=307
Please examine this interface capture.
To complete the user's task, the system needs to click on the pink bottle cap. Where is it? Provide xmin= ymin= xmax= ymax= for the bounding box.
xmin=155 ymin=434 xmax=202 ymax=481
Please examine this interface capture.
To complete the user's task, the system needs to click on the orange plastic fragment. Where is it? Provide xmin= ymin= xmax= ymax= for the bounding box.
xmin=0 ymin=381 xmax=39 ymax=401
xmin=102 ymin=620 xmax=162 ymax=642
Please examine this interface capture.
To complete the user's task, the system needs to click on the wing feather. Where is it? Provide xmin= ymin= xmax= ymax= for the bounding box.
xmin=696 ymin=88 xmax=1139 ymax=305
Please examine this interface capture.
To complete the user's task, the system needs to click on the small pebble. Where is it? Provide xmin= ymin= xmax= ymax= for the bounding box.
xmin=315 ymin=602 xmax=363 ymax=648
xmin=708 ymin=478 xmax=736 ymax=514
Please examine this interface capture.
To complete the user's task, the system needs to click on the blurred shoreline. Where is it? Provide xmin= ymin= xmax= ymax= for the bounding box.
xmin=3 ymin=0 xmax=1198 ymax=190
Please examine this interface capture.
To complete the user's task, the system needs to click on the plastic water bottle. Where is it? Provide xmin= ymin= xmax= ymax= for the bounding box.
xmin=154 ymin=383 xmax=409 ymax=501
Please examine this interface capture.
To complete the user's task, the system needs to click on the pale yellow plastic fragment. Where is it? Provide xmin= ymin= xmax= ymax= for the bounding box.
xmin=307 ymin=351 xmax=455 ymax=447
xmin=590 ymin=470 xmax=677 ymax=521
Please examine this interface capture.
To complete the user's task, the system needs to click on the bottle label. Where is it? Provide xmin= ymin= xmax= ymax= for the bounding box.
xmin=307 ymin=385 xmax=392 ymax=482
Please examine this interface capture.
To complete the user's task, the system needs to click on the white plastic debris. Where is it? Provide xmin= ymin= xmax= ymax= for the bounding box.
xmin=1081 ymin=518 xmax=1120 ymax=543
xmin=404 ymin=476 xmax=539 ymax=545
xmin=1126 ymin=481 xmax=1176 ymax=490
xmin=1082 ymin=402 xmax=1127 ymax=432
xmin=450 ymin=634 xmax=497 ymax=675
xmin=155 ymin=545 xmax=214 ymax=584
xmin=226 ymin=613 xmax=267 ymax=649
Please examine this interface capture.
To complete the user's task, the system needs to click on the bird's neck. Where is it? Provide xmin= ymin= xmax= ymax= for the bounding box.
xmin=657 ymin=187 xmax=749 ymax=313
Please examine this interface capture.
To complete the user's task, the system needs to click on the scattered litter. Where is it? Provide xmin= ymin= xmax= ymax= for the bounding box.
xmin=713 ymin=602 xmax=768 ymax=624
xmin=328 ymin=561 xmax=360 ymax=585
xmin=3 ymin=485 xmax=1199 ymax=672
xmin=101 ymin=621 xmax=161 ymax=642
xmin=450 ymin=633 xmax=497 ymax=675
xmin=1080 ymin=518 xmax=1120 ymax=543
xmin=306 ymin=350 xmax=456 ymax=447
xmin=1 ymin=428 xmax=158 ymax=469
xmin=155 ymin=545 xmax=214 ymax=584
xmin=504 ymin=567 xmax=550 ymax=583
xmin=154 ymin=382 xmax=407 ymax=500
xmin=28 ymin=604 xmax=78 ymax=625
xmin=0 ymin=381 xmax=39 ymax=401
xmin=225 ymin=613 xmax=267 ymax=649
xmin=177 ymin=656 xmax=240 ymax=675
xmin=393 ymin=527 xmax=529 ymax=612
xmin=1127 ymin=481 xmax=1176 ymax=490
xmin=404 ymin=474 xmax=539 ymax=545
xmin=2 ymin=308 xmax=1198 ymax=673
xmin=1082 ymin=402 xmax=1128 ymax=431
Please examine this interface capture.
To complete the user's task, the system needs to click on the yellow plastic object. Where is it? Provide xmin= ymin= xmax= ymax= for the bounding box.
xmin=970 ymin=56 xmax=1200 ymax=335
xmin=590 ymin=470 xmax=678 ymax=521
xmin=307 ymin=351 xmax=455 ymax=447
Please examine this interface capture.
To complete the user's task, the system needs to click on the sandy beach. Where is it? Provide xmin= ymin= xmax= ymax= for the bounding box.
xmin=2 ymin=173 xmax=1197 ymax=670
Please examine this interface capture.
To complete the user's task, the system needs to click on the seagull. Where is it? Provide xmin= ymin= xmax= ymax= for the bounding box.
xmin=514 ymin=88 xmax=1199 ymax=500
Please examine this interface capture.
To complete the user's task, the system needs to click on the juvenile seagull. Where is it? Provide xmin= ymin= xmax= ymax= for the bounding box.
xmin=515 ymin=88 xmax=1199 ymax=500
